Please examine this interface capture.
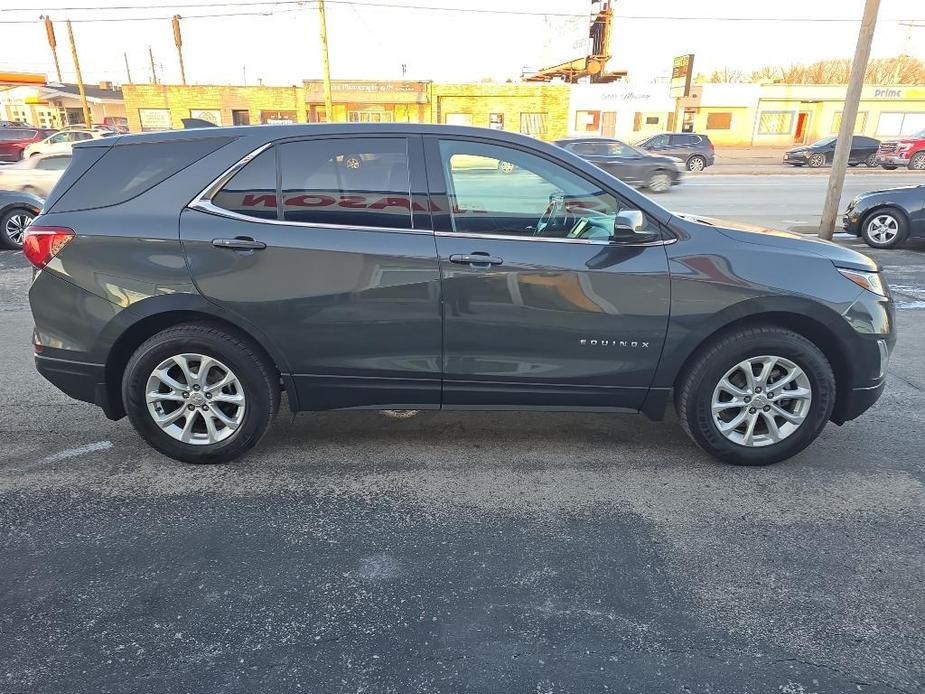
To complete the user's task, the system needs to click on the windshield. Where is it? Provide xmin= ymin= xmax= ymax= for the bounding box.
xmin=910 ymin=128 xmax=925 ymax=139
xmin=809 ymin=137 xmax=836 ymax=147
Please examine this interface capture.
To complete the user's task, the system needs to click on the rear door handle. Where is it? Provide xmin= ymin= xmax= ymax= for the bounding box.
xmin=212 ymin=237 xmax=267 ymax=251
xmin=449 ymin=253 xmax=503 ymax=266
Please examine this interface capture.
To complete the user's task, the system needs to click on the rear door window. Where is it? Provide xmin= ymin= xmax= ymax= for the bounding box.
xmin=36 ymin=155 xmax=71 ymax=171
xmin=278 ymin=137 xmax=412 ymax=229
xmin=211 ymin=147 xmax=278 ymax=220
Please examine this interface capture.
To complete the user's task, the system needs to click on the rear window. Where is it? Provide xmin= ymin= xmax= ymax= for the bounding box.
xmin=671 ymin=134 xmax=702 ymax=145
xmin=50 ymin=136 xmax=234 ymax=212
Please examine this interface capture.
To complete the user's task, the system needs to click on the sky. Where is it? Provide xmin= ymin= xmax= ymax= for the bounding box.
xmin=1 ymin=0 xmax=924 ymax=87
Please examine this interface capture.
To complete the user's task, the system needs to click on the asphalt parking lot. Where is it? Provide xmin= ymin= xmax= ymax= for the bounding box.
xmin=1 ymin=179 xmax=924 ymax=693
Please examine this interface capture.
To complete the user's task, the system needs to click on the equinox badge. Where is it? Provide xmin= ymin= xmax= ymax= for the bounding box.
xmin=580 ymin=338 xmax=650 ymax=349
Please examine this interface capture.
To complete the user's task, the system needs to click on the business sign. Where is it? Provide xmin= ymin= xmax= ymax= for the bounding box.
xmin=138 ymin=108 xmax=171 ymax=131
xmin=670 ymin=54 xmax=694 ymax=98
xmin=303 ymin=80 xmax=429 ymax=104
xmin=189 ymin=109 xmax=221 ymax=125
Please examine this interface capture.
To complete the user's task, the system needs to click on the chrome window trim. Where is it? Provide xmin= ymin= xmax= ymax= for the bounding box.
xmin=187 ymin=142 xmax=431 ymax=235
xmin=434 ymin=230 xmax=676 ymax=247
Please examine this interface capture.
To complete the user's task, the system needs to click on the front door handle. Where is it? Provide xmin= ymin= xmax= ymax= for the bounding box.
xmin=212 ymin=237 xmax=267 ymax=251
xmin=449 ymin=253 xmax=503 ymax=266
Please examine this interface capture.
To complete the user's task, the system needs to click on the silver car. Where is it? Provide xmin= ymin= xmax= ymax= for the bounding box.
xmin=0 ymin=152 xmax=71 ymax=199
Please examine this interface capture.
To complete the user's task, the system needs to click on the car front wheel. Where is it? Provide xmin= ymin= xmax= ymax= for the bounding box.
xmin=909 ymin=152 xmax=925 ymax=170
xmin=676 ymin=326 xmax=835 ymax=466
xmin=808 ymin=153 xmax=826 ymax=168
xmin=122 ymin=323 xmax=280 ymax=464
xmin=861 ymin=209 xmax=907 ymax=249
xmin=865 ymin=153 xmax=879 ymax=167
xmin=646 ymin=171 xmax=673 ymax=193
xmin=0 ymin=207 xmax=35 ymax=250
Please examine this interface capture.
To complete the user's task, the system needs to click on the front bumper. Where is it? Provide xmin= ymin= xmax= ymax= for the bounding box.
xmin=876 ymin=154 xmax=911 ymax=166
xmin=783 ymin=152 xmax=809 ymax=164
xmin=832 ymin=379 xmax=886 ymax=424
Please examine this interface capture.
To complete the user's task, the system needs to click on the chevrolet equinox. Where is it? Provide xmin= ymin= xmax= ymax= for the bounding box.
xmin=26 ymin=124 xmax=895 ymax=465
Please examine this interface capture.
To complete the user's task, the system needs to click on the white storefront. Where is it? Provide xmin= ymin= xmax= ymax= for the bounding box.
xmin=566 ymin=82 xmax=676 ymax=141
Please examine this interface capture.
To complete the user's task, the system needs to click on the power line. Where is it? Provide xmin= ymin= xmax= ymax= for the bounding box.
xmin=2 ymin=0 xmax=920 ymax=21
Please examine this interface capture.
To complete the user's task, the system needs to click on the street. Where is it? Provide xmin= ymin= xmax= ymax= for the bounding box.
xmin=1 ymin=176 xmax=924 ymax=693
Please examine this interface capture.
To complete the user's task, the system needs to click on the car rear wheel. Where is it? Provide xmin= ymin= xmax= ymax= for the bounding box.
xmin=676 ymin=326 xmax=835 ymax=466
xmin=646 ymin=171 xmax=672 ymax=193
xmin=0 ymin=207 xmax=35 ymax=250
xmin=865 ymin=153 xmax=879 ymax=167
xmin=122 ymin=324 xmax=280 ymax=464
xmin=687 ymin=155 xmax=706 ymax=172
xmin=861 ymin=209 xmax=907 ymax=249
xmin=909 ymin=152 xmax=925 ymax=170
xmin=808 ymin=153 xmax=826 ymax=168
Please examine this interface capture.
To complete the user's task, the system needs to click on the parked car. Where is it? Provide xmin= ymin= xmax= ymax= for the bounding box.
xmin=0 ymin=190 xmax=42 ymax=249
xmin=635 ymin=132 xmax=716 ymax=171
xmin=0 ymin=120 xmax=30 ymax=128
xmin=23 ymin=128 xmax=111 ymax=158
xmin=0 ymin=153 xmax=71 ymax=199
xmin=554 ymin=137 xmax=683 ymax=192
xmin=843 ymin=184 xmax=925 ymax=248
xmin=876 ymin=129 xmax=925 ymax=171
xmin=26 ymin=124 xmax=893 ymax=467
xmin=783 ymin=136 xmax=880 ymax=168
xmin=0 ymin=127 xmax=57 ymax=162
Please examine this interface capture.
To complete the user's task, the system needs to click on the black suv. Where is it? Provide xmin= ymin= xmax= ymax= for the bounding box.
xmin=635 ymin=133 xmax=715 ymax=171
xmin=26 ymin=124 xmax=894 ymax=466
xmin=554 ymin=137 xmax=683 ymax=192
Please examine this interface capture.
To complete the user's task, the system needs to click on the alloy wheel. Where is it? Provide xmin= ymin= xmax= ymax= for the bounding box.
xmin=145 ymin=353 xmax=246 ymax=445
xmin=688 ymin=156 xmax=705 ymax=172
xmin=910 ymin=152 xmax=925 ymax=170
xmin=809 ymin=153 xmax=825 ymax=168
xmin=866 ymin=214 xmax=899 ymax=244
xmin=4 ymin=211 xmax=33 ymax=247
xmin=498 ymin=161 xmax=515 ymax=174
xmin=648 ymin=172 xmax=672 ymax=193
xmin=711 ymin=355 xmax=812 ymax=448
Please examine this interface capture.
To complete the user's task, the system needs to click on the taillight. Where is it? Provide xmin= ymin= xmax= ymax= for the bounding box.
xmin=22 ymin=226 xmax=74 ymax=270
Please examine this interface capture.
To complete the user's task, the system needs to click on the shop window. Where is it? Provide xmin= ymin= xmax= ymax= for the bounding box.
xmin=489 ymin=113 xmax=504 ymax=130
xmin=347 ymin=111 xmax=393 ymax=123
xmin=831 ymin=111 xmax=867 ymax=134
xmin=260 ymin=110 xmax=296 ymax=124
xmin=139 ymin=108 xmax=171 ymax=131
xmin=645 ymin=116 xmax=660 ymax=125
xmin=575 ymin=110 xmax=601 ymax=132
xmin=706 ymin=112 xmax=733 ymax=130
xmin=520 ymin=112 xmax=548 ymax=137
xmin=876 ymin=112 xmax=925 ymax=136
xmin=232 ymin=109 xmax=251 ymax=126
xmin=445 ymin=113 xmax=473 ymax=126
xmin=757 ymin=111 xmax=793 ymax=135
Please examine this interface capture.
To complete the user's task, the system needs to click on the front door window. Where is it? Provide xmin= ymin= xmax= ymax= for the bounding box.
xmin=437 ymin=140 xmax=655 ymax=242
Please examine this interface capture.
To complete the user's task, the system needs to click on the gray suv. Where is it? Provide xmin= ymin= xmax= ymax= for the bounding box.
xmin=636 ymin=133 xmax=716 ymax=171
xmin=26 ymin=124 xmax=893 ymax=466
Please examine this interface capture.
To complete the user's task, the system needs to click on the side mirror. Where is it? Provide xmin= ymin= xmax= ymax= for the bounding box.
xmin=612 ymin=210 xmax=659 ymax=243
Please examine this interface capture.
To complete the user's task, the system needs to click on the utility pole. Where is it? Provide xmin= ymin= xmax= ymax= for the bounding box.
xmin=43 ymin=17 xmax=63 ymax=83
xmin=172 ymin=15 xmax=187 ymax=85
xmin=819 ymin=0 xmax=880 ymax=241
xmin=123 ymin=52 xmax=133 ymax=83
xmin=65 ymin=20 xmax=92 ymax=126
xmin=318 ymin=0 xmax=334 ymax=121
xmin=148 ymin=46 xmax=158 ymax=84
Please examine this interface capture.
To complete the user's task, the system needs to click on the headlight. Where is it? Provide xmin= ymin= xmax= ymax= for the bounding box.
xmin=837 ymin=268 xmax=887 ymax=297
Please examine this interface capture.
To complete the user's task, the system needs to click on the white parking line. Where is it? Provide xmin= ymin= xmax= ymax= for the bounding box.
xmin=40 ymin=440 xmax=113 ymax=463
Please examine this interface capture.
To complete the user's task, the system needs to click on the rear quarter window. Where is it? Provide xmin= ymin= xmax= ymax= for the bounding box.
xmin=49 ymin=136 xmax=234 ymax=212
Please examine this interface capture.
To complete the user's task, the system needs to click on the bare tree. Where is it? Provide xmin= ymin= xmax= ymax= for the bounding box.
xmin=749 ymin=56 xmax=925 ymax=84
xmin=706 ymin=67 xmax=746 ymax=83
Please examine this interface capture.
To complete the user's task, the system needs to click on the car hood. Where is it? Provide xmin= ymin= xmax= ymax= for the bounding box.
xmin=674 ymin=213 xmax=878 ymax=272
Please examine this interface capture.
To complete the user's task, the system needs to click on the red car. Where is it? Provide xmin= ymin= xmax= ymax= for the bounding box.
xmin=0 ymin=127 xmax=56 ymax=163
xmin=877 ymin=128 xmax=925 ymax=170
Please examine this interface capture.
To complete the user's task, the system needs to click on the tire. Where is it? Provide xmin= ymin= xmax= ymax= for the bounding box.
xmin=0 ymin=207 xmax=35 ymax=250
xmin=676 ymin=326 xmax=836 ymax=466
xmin=646 ymin=170 xmax=673 ymax=193
xmin=848 ymin=162 xmax=859 ymax=167
xmin=865 ymin=153 xmax=879 ymax=168
xmin=882 ymin=164 xmax=898 ymax=170
xmin=687 ymin=155 xmax=706 ymax=172
xmin=909 ymin=151 xmax=925 ymax=171
xmin=861 ymin=208 xmax=908 ymax=249
xmin=808 ymin=153 xmax=826 ymax=168
xmin=122 ymin=323 xmax=280 ymax=464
